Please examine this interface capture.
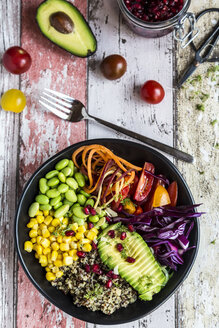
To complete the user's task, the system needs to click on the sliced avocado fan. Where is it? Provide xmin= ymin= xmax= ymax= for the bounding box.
xmin=36 ymin=0 xmax=97 ymax=57
xmin=98 ymin=222 xmax=168 ymax=301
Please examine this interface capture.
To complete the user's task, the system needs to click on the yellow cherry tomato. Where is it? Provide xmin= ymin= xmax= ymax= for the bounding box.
xmin=152 ymin=185 xmax=171 ymax=208
xmin=1 ymin=89 xmax=26 ymax=113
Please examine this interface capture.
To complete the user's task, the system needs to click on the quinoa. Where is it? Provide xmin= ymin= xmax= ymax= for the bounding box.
xmin=51 ymin=250 xmax=137 ymax=315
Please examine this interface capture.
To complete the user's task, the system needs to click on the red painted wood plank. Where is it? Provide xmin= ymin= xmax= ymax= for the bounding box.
xmin=17 ymin=0 xmax=87 ymax=327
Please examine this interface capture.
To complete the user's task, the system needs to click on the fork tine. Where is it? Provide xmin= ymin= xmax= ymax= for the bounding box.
xmin=39 ymin=100 xmax=69 ymax=120
xmin=40 ymin=96 xmax=71 ymax=114
xmin=43 ymin=92 xmax=72 ymax=108
xmin=44 ymin=88 xmax=74 ymax=103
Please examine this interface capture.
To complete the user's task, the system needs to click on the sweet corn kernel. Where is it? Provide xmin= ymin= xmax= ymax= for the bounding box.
xmin=82 ymin=243 xmax=92 ymax=252
xmin=44 ymin=216 xmax=53 ymax=225
xmin=71 ymin=223 xmax=78 ymax=232
xmin=39 ymin=255 xmax=47 ymax=266
xmin=36 ymin=215 xmax=44 ymax=224
xmin=42 ymin=229 xmax=50 ymax=238
xmin=51 ymin=219 xmax=60 ymax=227
xmin=86 ymin=231 xmax=96 ymax=241
xmin=57 ymin=254 xmax=63 ymax=260
xmin=31 ymin=237 xmax=37 ymax=244
xmin=45 ymin=267 xmax=51 ymax=272
xmin=48 ymin=226 xmax=55 ymax=233
xmin=43 ymin=210 xmax=49 ymax=216
xmin=26 ymin=220 xmax=35 ymax=228
xmin=35 ymin=253 xmax=39 ymax=259
xmin=62 ymin=218 xmax=69 ymax=225
xmin=43 ymin=248 xmax=51 ymax=255
xmin=37 ymin=236 xmax=42 ymax=244
xmin=37 ymin=229 xmax=42 ymax=236
xmin=40 ymin=223 xmax=47 ymax=230
xmin=37 ymin=210 xmax=43 ymax=216
xmin=32 ymin=223 xmax=38 ymax=230
xmin=51 ymin=242 xmax=59 ymax=251
xmin=51 ymin=251 xmax=58 ymax=261
xmin=63 ymin=256 xmax=73 ymax=266
xmin=29 ymin=229 xmax=38 ymax=238
xmin=62 ymin=236 xmax=71 ymax=243
xmin=84 ymin=222 xmax=88 ymax=230
xmin=62 ymin=252 xmax=68 ymax=257
xmin=73 ymin=254 xmax=79 ymax=261
xmin=69 ymin=249 xmax=77 ymax=257
xmin=52 ymin=266 xmax=59 ymax=273
xmin=48 ymin=263 xmax=53 ymax=269
xmin=56 ymin=271 xmax=63 ymax=278
xmin=35 ymin=245 xmax=43 ymax=255
xmin=49 ymin=235 xmax=56 ymax=242
xmin=46 ymin=272 xmax=56 ymax=281
xmin=57 ymin=236 xmax=63 ymax=243
xmin=90 ymin=227 xmax=98 ymax=234
xmin=78 ymin=226 xmax=86 ymax=233
xmin=60 ymin=243 xmax=69 ymax=251
xmin=70 ymin=241 xmax=77 ymax=249
xmin=54 ymin=260 xmax=63 ymax=267
xmin=41 ymin=238 xmax=50 ymax=248
xmin=24 ymin=241 xmax=33 ymax=252
xmin=47 ymin=253 xmax=52 ymax=263
xmin=75 ymin=232 xmax=84 ymax=240
xmin=71 ymin=236 xmax=77 ymax=242
xmin=81 ymin=238 xmax=90 ymax=244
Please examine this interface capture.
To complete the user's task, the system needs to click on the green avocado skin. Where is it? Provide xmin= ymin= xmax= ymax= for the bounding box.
xmin=98 ymin=222 xmax=167 ymax=301
xmin=36 ymin=0 xmax=97 ymax=58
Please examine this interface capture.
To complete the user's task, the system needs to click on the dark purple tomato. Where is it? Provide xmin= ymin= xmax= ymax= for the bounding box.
xmin=100 ymin=54 xmax=127 ymax=80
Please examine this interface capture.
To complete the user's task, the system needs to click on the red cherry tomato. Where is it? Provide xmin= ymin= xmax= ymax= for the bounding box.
xmin=134 ymin=162 xmax=155 ymax=202
xmin=3 ymin=46 xmax=32 ymax=74
xmin=129 ymin=175 xmax=139 ymax=197
xmin=140 ymin=80 xmax=165 ymax=104
xmin=167 ymin=181 xmax=178 ymax=207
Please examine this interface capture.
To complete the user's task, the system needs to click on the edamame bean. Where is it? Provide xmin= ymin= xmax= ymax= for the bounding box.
xmin=74 ymin=172 xmax=85 ymax=187
xmin=39 ymin=204 xmax=52 ymax=211
xmin=65 ymin=190 xmax=77 ymax=203
xmin=85 ymin=198 xmax=95 ymax=207
xmin=89 ymin=215 xmax=99 ymax=223
xmin=61 ymin=167 xmax=72 ymax=177
xmin=50 ymin=195 xmax=62 ymax=207
xmin=45 ymin=170 xmax=58 ymax=179
xmin=28 ymin=202 xmax=39 ymax=217
xmin=54 ymin=204 xmax=70 ymax=218
xmin=79 ymin=190 xmax=90 ymax=198
xmin=66 ymin=177 xmax=78 ymax=190
xmin=71 ymin=203 xmax=80 ymax=209
xmin=72 ymin=215 xmax=85 ymax=226
xmin=55 ymin=159 xmax=69 ymax=171
xmin=39 ymin=178 xmax=49 ymax=194
xmin=77 ymin=194 xmax=86 ymax=206
xmin=58 ymin=172 xmax=66 ymax=183
xmin=95 ymin=217 xmax=106 ymax=228
xmin=35 ymin=194 xmax=49 ymax=205
xmin=46 ymin=189 xmax=60 ymax=198
xmin=63 ymin=199 xmax=73 ymax=206
xmin=72 ymin=206 xmax=87 ymax=219
xmin=47 ymin=177 xmax=59 ymax=187
xmin=53 ymin=202 xmax=63 ymax=210
xmin=67 ymin=160 xmax=74 ymax=177
xmin=57 ymin=183 xmax=69 ymax=193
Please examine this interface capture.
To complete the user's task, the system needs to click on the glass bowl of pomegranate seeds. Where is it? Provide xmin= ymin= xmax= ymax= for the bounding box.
xmin=117 ymin=0 xmax=196 ymax=41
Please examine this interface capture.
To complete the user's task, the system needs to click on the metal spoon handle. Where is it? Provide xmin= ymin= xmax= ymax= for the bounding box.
xmin=89 ymin=114 xmax=193 ymax=163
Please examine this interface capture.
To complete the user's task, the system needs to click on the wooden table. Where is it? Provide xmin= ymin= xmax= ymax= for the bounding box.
xmin=1 ymin=1 xmax=218 ymax=327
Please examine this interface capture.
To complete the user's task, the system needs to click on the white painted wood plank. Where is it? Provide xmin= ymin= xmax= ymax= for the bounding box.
xmin=0 ymin=0 xmax=21 ymax=327
xmin=87 ymin=0 xmax=175 ymax=327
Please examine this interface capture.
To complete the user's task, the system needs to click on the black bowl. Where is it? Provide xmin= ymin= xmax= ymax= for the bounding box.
xmin=15 ymin=139 xmax=199 ymax=325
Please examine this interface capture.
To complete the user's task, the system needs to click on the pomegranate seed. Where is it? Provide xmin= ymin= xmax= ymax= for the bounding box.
xmin=128 ymin=224 xmax=134 ymax=232
xmin=90 ymin=208 xmax=96 ymax=215
xmin=105 ymin=280 xmax=113 ymax=288
xmin=77 ymin=251 xmax=85 ymax=258
xmin=91 ymin=241 xmax=97 ymax=249
xmin=126 ymin=257 xmax=136 ymax=263
xmin=117 ymin=204 xmax=123 ymax=212
xmin=116 ymin=243 xmax=123 ymax=252
xmin=108 ymin=230 xmax=115 ymax=238
xmin=83 ymin=206 xmax=90 ymax=215
xmin=65 ymin=230 xmax=75 ymax=236
xmin=120 ymin=232 xmax=127 ymax=240
xmin=112 ymin=273 xmax=119 ymax=279
xmin=106 ymin=270 xmax=113 ymax=278
xmin=85 ymin=264 xmax=91 ymax=273
xmin=105 ymin=216 xmax=111 ymax=222
xmin=92 ymin=264 xmax=100 ymax=273
xmin=88 ymin=222 xmax=94 ymax=229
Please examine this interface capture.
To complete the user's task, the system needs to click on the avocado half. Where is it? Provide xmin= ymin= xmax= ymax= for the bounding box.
xmin=36 ymin=0 xmax=97 ymax=57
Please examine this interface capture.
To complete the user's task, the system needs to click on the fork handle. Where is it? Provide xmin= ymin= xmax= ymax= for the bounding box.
xmin=88 ymin=115 xmax=193 ymax=163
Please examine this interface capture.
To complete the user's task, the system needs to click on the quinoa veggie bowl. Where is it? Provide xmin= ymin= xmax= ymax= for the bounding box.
xmin=15 ymin=139 xmax=200 ymax=325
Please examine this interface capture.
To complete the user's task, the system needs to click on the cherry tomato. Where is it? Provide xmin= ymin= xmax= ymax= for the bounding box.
xmin=140 ymin=80 xmax=165 ymax=104
xmin=3 ymin=46 xmax=32 ymax=74
xmin=129 ymin=175 xmax=139 ymax=197
xmin=152 ymin=185 xmax=171 ymax=208
xmin=134 ymin=162 xmax=155 ymax=202
xmin=135 ymin=205 xmax=143 ymax=215
xmin=167 ymin=181 xmax=178 ymax=207
xmin=1 ymin=89 xmax=26 ymax=113
xmin=100 ymin=54 xmax=127 ymax=80
xmin=143 ymin=177 xmax=164 ymax=212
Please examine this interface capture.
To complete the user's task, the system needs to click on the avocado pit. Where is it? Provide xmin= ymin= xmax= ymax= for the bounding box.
xmin=50 ymin=11 xmax=74 ymax=34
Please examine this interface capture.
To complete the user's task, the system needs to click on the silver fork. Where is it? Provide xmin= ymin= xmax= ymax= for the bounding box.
xmin=39 ymin=89 xmax=193 ymax=163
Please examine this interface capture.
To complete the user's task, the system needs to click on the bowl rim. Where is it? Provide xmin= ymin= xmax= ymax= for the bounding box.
xmin=15 ymin=138 xmax=200 ymax=325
